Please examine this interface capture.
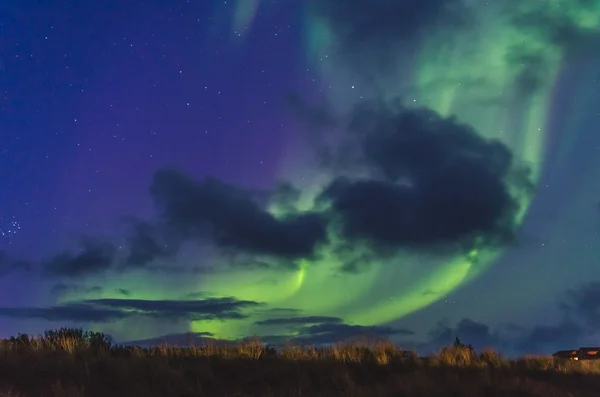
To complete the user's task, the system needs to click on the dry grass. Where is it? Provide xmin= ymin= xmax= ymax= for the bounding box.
xmin=0 ymin=328 xmax=599 ymax=396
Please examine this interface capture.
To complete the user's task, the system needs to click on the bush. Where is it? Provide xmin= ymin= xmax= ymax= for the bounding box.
xmin=0 ymin=328 xmax=596 ymax=397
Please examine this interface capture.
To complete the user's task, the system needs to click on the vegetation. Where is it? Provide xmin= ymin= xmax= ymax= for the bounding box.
xmin=0 ymin=328 xmax=598 ymax=396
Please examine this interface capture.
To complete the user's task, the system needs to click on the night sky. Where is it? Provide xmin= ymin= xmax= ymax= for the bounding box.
xmin=1 ymin=0 xmax=600 ymax=355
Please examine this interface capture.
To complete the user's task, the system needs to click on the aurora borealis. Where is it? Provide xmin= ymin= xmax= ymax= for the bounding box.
xmin=1 ymin=0 xmax=600 ymax=354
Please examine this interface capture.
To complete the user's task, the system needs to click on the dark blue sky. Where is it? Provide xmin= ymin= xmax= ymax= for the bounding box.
xmin=1 ymin=1 xmax=306 ymax=256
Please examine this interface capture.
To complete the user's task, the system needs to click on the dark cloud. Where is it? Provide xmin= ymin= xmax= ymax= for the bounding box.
xmin=39 ymin=220 xmax=209 ymax=277
xmin=427 ymin=318 xmax=499 ymax=350
xmin=249 ymin=321 xmax=415 ymax=347
xmin=116 ymin=288 xmax=130 ymax=296
xmin=0 ymin=297 xmax=262 ymax=323
xmin=255 ymin=316 xmax=343 ymax=326
xmin=0 ymin=250 xmax=31 ymax=277
xmin=149 ymin=169 xmax=328 ymax=259
xmin=420 ymin=281 xmax=600 ymax=355
xmin=109 ymin=312 xmax=587 ymax=354
xmin=510 ymin=281 xmax=600 ymax=353
xmin=81 ymin=297 xmax=262 ymax=321
xmin=43 ymin=237 xmax=116 ymax=278
xmin=318 ymin=101 xmax=529 ymax=254
xmin=33 ymin=98 xmax=530 ymax=275
xmin=270 ymin=182 xmax=303 ymax=211
xmin=514 ymin=322 xmax=584 ymax=355
xmin=295 ymin=323 xmax=414 ymax=345
xmin=0 ymin=304 xmax=128 ymax=323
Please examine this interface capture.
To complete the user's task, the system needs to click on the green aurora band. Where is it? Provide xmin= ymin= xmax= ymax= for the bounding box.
xmin=288 ymin=0 xmax=600 ymax=333
xmin=64 ymin=1 xmax=600 ymax=342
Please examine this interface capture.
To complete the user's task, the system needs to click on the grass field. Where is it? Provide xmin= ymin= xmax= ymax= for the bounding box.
xmin=0 ymin=328 xmax=597 ymax=396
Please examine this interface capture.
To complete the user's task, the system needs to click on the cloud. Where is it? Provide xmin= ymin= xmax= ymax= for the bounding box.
xmin=421 ymin=281 xmax=600 ymax=355
xmin=293 ymin=323 xmax=414 ymax=345
xmin=0 ymin=250 xmax=31 ymax=277
xmin=149 ymin=169 xmax=328 ymax=259
xmin=510 ymin=281 xmax=600 ymax=353
xmin=513 ymin=322 xmax=584 ymax=355
xmin=250 ymin=318 xmax=415 ymax=346
xmin=104 ymin=312 xmax=589 ymax=354
xmin=318 ymin=101 xmax=530 ymax=254
xmin=427 ymin=318 xmax=499 ymax=350
xmin=251 ymin=315 xmax=414 ymax=346
xmin=84 ymin=297 xmax=261 ymax=321
xmin=42 ymin=237 xmax=116 ymax=278
xmin=0 ymin=304 xmax=128 ymax=323
xmin=0 ymin=297 xmax=262 ymax=323
xmin=255 ymin=316 xmax=343 ymax=326
xmin=34 ymin=97 xmax=530 ymax=276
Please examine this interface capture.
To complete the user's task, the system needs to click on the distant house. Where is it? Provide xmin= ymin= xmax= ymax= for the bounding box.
xmin=552 ymin=350 xmax=578 ymax=360
xmin=578 ymin=347 xmax=600 ymax=360
xmin=553 ymin=347 xmax=600 ymax=361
